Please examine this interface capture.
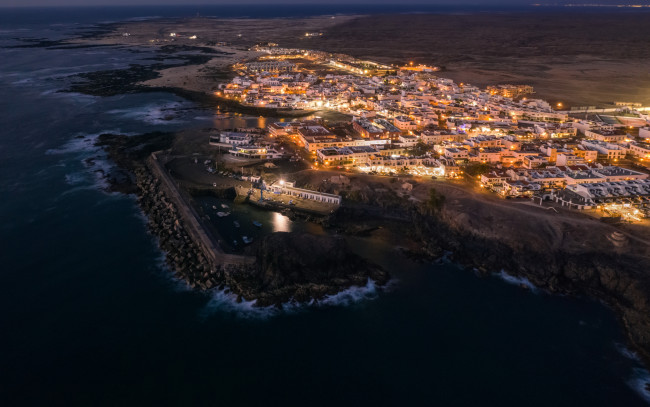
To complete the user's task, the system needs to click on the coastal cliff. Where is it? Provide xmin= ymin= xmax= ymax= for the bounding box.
xmin=96 ymin=131 xmax=650 ymax=367
xmin=333 ymin=183 xmax=650 ymax=367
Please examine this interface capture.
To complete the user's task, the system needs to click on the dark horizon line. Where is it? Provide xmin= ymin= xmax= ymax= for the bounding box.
xmin=0 ymin=2 xmax=613 ymax=8
xmin=2 ymin=2 xmax=648 ymax=9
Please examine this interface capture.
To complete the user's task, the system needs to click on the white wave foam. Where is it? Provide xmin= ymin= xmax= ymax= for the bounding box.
xmin=319 ymin=279 xmax=380 ymax=307
xmin=614 ymin=342 xmax=650 ymax=404
xmin=199 ymin=278 xmax=389 ymax=320
xmin=616 ymin=342 xmax=642 ymax=361
xmin=628 ymin=368 xmax=650 ymax=404
xmin=199 ymin=288 xmax=275 ymax=319
xmin=48 ymin=130 xmax=137 ymax=195
xmin=11 ymin=78 xmax=35 ymax=85
xmin=64 ymin=172 xmax=86 ymax=185
xmin=496 ymin=270 xmax=539 ymax=292
xmin=107 ymin=101 xmax=189 ymax=125
xmin=45 ymin=133 xmax=102 ymax=155
xmin=45 ymin=129 xmax=127 ymax=155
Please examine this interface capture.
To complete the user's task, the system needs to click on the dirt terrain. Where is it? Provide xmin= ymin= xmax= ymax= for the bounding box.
xmin=69 ymin=16 xmax=356 ymax=94
xmin=281 ymin=12 xmax=650 ymax=107
xmin=68 ymin=12 xmax=650 ymax=108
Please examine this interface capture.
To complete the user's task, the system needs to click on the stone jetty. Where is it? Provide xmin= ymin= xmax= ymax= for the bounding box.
xmin=135 ymin=158 xmax=254 ymax=290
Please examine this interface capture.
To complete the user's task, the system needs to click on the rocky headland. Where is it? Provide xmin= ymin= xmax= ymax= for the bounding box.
xmin=328 ymin=177 xmax=650 ymax=368
xmin=94 ymin=132 xmax=390 ymax=307
xmin=214 ymin=232 xmax=389 ymax=306
xmin=95 ymin=130 xmax=650 ymax=369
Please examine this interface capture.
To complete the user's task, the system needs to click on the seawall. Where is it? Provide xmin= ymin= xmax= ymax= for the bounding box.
xmin=139 ymin=152 xmax=254 ymax=289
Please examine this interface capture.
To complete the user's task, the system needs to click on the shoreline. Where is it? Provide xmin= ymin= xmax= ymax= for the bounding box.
xmin=97 ymin=129 xmax=650 ymax=371
xmin=95 ymin=132 xmax=390 ymax=306
xmin=48 ymin=12 xmax=650 ymax=382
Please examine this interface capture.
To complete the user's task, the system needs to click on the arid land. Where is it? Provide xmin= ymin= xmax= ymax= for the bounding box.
xmin=282 ymin=12 xmax=650 ymax=108
xmin=64 ymin=12 xmax=650 ymax=109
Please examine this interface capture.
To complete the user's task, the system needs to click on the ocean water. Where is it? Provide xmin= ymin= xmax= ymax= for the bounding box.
xmin=1 ymin=7 xmax=650 ymax=406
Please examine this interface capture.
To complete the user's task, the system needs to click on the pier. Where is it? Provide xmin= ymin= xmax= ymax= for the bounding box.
xmin=149 ymin=152 xmax=255 ymax=268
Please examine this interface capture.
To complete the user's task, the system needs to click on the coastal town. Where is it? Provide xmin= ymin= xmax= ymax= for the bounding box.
xmin=9 ymin=9 xmax=650 ymax=406
xmin=201 ymin=43 xmax=650 ymax=223
xmin=36 ymin=15 xmax=650 ymax=397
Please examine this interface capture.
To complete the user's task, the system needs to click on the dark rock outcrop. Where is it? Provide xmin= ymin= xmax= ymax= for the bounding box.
xmin=335 ymin=189 xmax=650 ymax=367
xmin=215 ymin=232 xmax=389 ymax=306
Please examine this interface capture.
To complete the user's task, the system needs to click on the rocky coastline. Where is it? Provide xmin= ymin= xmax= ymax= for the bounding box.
xmin=95 ymin=131 xmax=650 ymax=370
xmin=95 ymin=132 xmax=390 ymax=306
xmin=332 ymin=195 xmax=650 ymax=368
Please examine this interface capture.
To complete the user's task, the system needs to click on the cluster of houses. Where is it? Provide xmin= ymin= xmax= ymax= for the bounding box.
xmin=209 ymin=132 xmax=283 ymax=160
xmin=211 ymin=46 xmax=650 ymax=213
xmin=480 ymin=163 xmax=649 ymax=201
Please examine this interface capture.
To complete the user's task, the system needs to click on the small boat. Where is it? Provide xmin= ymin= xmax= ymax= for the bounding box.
xmin=217 ymin=211 xmax=230 ymax=217
xmin=221 ymin=203 xmax=229 ymax=209
xmin=212 ymin=205 xmax=217 ymax=210
xmin=232 ymin=240 xmax=238 ymax=246
xmin=242 ymin=236 xmax=253 ymax=244
xmin=252 ymin=221 xmax=262 ymax=227
xmin=233 ymin=221 xmax=240 ymax=228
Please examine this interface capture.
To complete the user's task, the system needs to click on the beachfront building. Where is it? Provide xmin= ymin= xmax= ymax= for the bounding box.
xmin=228 ymin=145 xmax=283 ymax=160
xmin=209 ymin=132 xmax=253 ymax=147
xmin=267 ymin=181 xmax=341 ymax=205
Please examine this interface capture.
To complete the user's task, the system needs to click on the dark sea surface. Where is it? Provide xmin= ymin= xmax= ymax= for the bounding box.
xmin=1 ymin=6 xmax=650 ymax=406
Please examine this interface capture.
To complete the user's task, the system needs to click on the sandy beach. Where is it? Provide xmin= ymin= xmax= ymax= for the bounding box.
xmin=70 ymin=15 xmax=358 ymax=95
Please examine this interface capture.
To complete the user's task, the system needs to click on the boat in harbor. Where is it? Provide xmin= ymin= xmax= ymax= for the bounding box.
xmin=252 ymin=221 xmax=262 ymax=227
xmin=212 ymin=205 xmax=217 ymax=210
xmin=242 ymin=236 xmax=253 ymax=244
xmin=232 ymin=239 xmax=238 ymax=246
xmin=221 ymin=203 xmax=229 ymax=209
xmin=233 ymin=221 xmax=240 ymax=228
xmin=217 ymin=211 xmax=230 ymax=217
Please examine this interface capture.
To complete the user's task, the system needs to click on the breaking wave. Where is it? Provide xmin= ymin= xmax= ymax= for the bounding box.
xmin=615 ymin=343 xmax=650 ymax=404
xmin=628 ymin=368 xmax=650 ymax=404
xmin=199 ymin=278 xmax=390 ymax=319
xmin=319 ymin=279 xmax=380 ymax=307
xmin=45 ymin=130 xmax=117 ymax=155
xmin=496 ymin=270 xmax=539 ymax=292
xmin=47 ymin=130 xmax=133 ymax=194
xmin=107 ymin=101 xmax=190 ymax=125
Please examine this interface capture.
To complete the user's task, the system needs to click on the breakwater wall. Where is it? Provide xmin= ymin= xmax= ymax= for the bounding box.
xmin=137 ymin=153 xmax=254 ymax=289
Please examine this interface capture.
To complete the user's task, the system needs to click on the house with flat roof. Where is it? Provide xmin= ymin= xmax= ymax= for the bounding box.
xmin=628 ymin=142 xmax=650 ymax=160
